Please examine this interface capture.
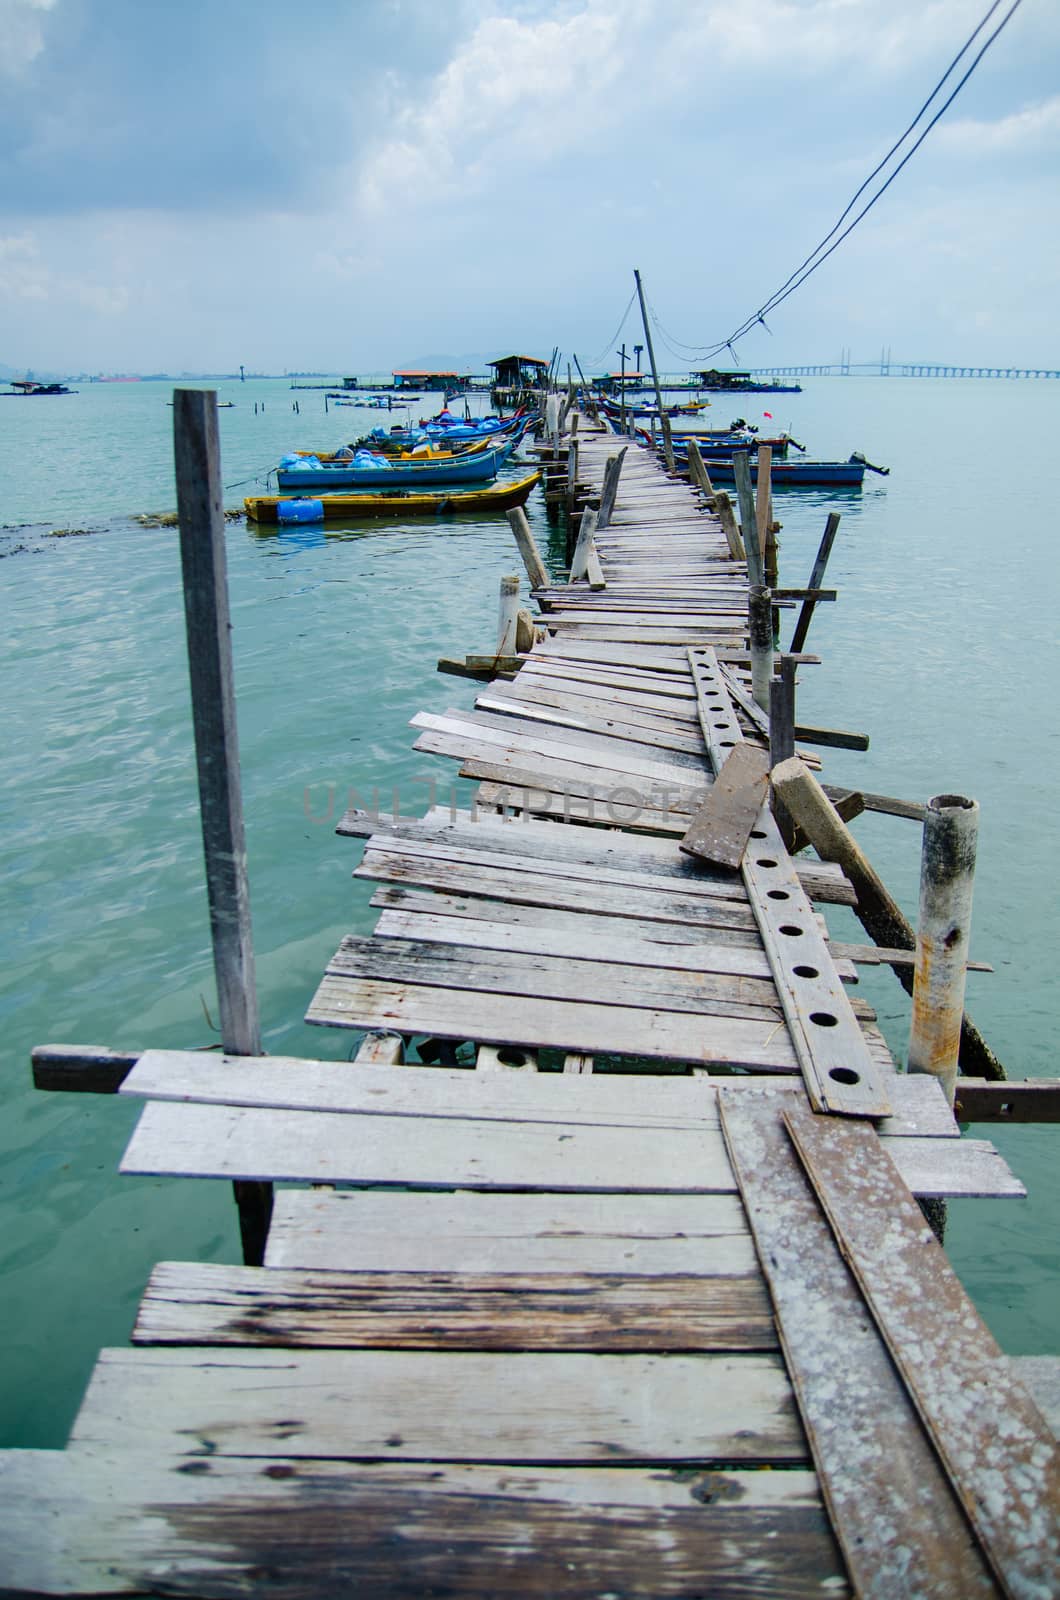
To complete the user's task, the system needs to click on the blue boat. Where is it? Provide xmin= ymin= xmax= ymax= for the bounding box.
xmin=276 ymin=437 xmax=516 ymax=490
xmin=691 ymin=456 xmax=868 ymax=487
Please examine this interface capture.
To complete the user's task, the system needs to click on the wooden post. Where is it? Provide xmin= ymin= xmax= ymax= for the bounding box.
xmin=172 ymin=388 xmax=272 ymax=1267
xmin=506 ymin=506 xmax=550 ymax=592
xmin=733 ymin=452 xmax=764 ymax=585
xmin=769 ymin=656 xmax=796 ymax=767
xmin=714 ymin=491 xmax=745 ymax=561
xmin=633 ymin=269 xmax=676 ymax=473
xmin=755 ymin=446 xmax=777 ymax=587
xmin=596 ymin=447 xmax=627 ymax=530
xmin=748 ymin=584 xmax=773 ymax=712
xmin=791 ymin=512 xmax=841 ymax=653
xmin=685 ymin=439 xmax=715 ymax=496
xmin=570 ymin=507 xmax=599 ymax=583
xmin=770 ymin=758 xmax=1006 ymax=1082
xmin=565 ymin=439 xmax=579 ymax=516
xmin=769 ymin=656 xmax=797 ymax=848
xmin=908 ymin=795 xmax=980 ymax=1105
xmin=497 ymin=573 xmax=520 ymax=654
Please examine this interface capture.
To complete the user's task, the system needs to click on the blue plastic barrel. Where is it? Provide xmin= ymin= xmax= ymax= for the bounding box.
xmin=276 ymin=498 xmax=325 ymax=524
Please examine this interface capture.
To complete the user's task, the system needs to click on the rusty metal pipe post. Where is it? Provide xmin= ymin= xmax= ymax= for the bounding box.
xmin=908 ymin=794 xmax=980 ymax=1104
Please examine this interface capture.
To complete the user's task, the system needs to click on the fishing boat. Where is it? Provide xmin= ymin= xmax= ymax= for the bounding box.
xmin=691 ymin=368 xmax=803 ymax=394
xmin=325 ymin=412 xmax=531 ymax=460
xmin=690 ymin=456 xmax=872 ymax=487
xmin=668 ymin=431 xmax=795 ymax=460
xmin=6 ymin=379 xmax=76 ymax=396
xmin=276 ymin=437 xmax=517 ymax=490
xmin=245 ymin=469 xmax=542 ymax=525
xmin=602 ymin=398 xmax=709 ymax=421
xmin=295 ymin=434 xmax=501 ymax=466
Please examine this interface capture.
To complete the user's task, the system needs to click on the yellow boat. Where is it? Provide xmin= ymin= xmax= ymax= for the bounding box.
xmin=244 ymin=469 xmax=542 ymax=525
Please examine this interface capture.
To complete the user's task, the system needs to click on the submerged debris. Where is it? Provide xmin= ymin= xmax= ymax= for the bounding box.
xmin=136 ymin=509 xmax=244 ymax=527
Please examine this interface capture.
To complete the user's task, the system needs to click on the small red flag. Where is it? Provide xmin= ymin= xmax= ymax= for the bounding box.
xmin=763 ymin=411 xmax=773 ymax=419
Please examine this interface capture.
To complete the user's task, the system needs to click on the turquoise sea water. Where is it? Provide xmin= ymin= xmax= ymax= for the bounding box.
xmin=1 ymin=375 xmax=1057 ymax=1447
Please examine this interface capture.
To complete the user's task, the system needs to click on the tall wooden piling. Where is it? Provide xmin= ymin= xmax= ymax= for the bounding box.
xmin=748 ymin=585 xmax=774 ymax=712
xmin=733 ymin=453 xmax=764 ymax=586
xmin=634 ymin=269 xmax=675 ymax=473
xmin=172 ymin=388 xmax=271 ymax=1266
xmin=506 ymin=507 xmax=550 ymax=593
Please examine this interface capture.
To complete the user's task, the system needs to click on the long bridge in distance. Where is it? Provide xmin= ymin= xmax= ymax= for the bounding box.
xmin=750 ymin=357 xmax=1060 ymax=379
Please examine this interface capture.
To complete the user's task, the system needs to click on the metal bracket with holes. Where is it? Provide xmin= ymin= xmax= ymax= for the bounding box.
xmin=688 ymin=647 xmax=892 ymax=1118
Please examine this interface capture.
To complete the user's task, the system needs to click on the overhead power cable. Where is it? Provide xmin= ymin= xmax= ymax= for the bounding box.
xmin=659 ymin=0 xmax=1025 ymax=363
xmin=587 ymin=289 xmax=637 ymax=370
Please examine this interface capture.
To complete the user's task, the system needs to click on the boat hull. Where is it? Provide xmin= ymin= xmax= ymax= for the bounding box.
xmin=698 ymin=459 xmax=865 ymax=486
xmin=245 ymin=470 xmax=543 ymax=524
xmin=277 ymin=439 xmax=514 ymax=490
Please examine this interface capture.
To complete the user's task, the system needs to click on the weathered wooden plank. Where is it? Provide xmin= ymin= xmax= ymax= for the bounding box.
xmin=70 ymin=1347 xmax=806 ymax=1464
xmin=350 ymin=823 xmax=762 ymax=903
xmin=0 ymin=1452 xmax=846 ymax=1599
xmin=358 ymin=840 xmax=761 ymax=916
xmin=447 ymin=700 xmax=711 ymax=760
xmin=784 ymin=1103 xmax=1059 ymax=1600
xmin=120 ymin=1099 xmax=741 ymax=1189
xmin=478 ymin=686 xmax=706 ymax=751
xmin=689 ymin=648 xmax=891 ymax=1118
xmin=308 ymin=972 xmax=803 ymax=1071
xmin=121 ymin=1049 xmax=780 ymax=1130
xmin=953 ymin=1078 xmax=1060 ymax=1122
xmin=719 ymin=1090 xmax=999 ymax=1599
xmin=413 ymin=709 xmax=704 ymax=784
xmin=372 ymin=906 xmax=783 ymax=980
xmin=416 ymin=730 xmax=704 ymax=799
xmin=122 ymin=1091 xmax=1019 ymax=1198
xmin=134 ymin=1262 xmax=777 ymax=1350
xmin=369 ymin=883 xmax=762 ymax=950
xmin=31 ymin=1043 xmax=139 ymax=1094
xmin=266 ymin=1189 xmax=757 ymax=1275
xmin=357 ymin=849 xmax=763 ymax=930
xmin=324 ymin=934 xmax=790 ymax=1024
xmin=681 ymin=743 xmax=771 ymax=869
xmin=122 ymin=1049 xmax=958 ymax=1141
xmin=1013 ymin=1357 xmax=1060 ymax=1437
xmin=543 ymin=625 xmax=746 ymax=645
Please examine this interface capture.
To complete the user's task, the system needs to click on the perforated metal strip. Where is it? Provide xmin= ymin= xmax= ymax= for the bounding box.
xmin=688 ymin=647 xmax=892 ymax=1118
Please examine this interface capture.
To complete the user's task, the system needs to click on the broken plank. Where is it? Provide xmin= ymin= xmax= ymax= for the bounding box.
xmin=307 ymin=972 xmax=803 ymax=1072
xmin=953 ymin=1078 xmax=1060 ymax=1121
xmin=680 ymin=743 xmax=771 ymax=870
xmin=689 ymin=648 xmax=891 ymax=1118
xmin=121 ymin=1049 xmax=958 ymax=1141
xmin=785 ymin=1104 xmax=1057 ymax=1600
xmin=323 ymin=934 xmax=793 ymax=1025
xmin=719 ymin=1090 xmax=998 ymax=1600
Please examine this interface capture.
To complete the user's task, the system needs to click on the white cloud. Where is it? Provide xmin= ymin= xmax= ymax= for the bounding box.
xmin=0 ymin=0 xmax=58 ymax=77
xmin=937 ymin=96 xmax=1060 ymax=155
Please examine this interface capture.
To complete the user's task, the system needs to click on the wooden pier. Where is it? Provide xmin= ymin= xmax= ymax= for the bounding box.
xmin=2 ymin=403 xmax=1057 ymax=1596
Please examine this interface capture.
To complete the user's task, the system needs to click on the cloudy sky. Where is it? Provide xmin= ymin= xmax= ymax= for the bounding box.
xmin=1 ymin=0 xmax=1057 ymax=374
